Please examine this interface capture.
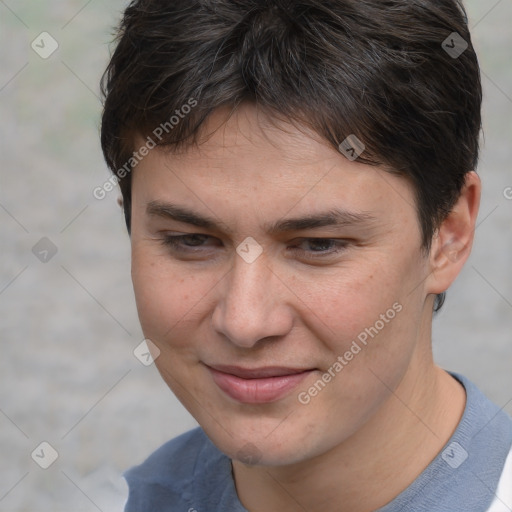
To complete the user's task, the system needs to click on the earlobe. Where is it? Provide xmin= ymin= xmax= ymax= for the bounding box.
xmin=426 ymin=171 xmax=481 ymax=294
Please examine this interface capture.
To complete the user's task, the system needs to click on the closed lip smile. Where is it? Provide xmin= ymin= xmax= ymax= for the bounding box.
xmin=205 ymin=364 xmax=315 ymax=403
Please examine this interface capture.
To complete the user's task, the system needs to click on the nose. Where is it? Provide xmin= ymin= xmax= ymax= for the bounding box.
xmin=211 ymin=255 xmax=294 ymax=348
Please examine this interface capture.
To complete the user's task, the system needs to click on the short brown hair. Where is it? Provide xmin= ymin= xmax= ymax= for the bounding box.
xmin=100 ymin=0 xmax=482 ymax=310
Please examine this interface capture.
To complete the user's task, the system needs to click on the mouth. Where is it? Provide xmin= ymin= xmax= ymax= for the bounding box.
xmin=206 ymin=364 xmax=315 ymax=404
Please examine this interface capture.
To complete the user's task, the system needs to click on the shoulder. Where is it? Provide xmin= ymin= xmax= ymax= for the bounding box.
xmin=125 ymin=427 xmax=212 ymax=484
xmin=486 ymin=448 xmax=512 ymax=511
xmin=123 ymin=427 xmax=228 ymax=511
xmin=381 ymin=374 xmax=512 ymax=512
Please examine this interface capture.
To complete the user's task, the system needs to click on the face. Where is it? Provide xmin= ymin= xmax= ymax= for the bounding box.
xmin=130 ymin=104 xmax=433 ymax=466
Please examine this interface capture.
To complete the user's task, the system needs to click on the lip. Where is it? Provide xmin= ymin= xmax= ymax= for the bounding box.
xmin=206 ymin=364 xmax=315 ymax=404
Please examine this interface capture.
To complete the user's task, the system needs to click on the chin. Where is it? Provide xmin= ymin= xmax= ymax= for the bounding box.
xmin=197 ymin=407 xmax=335 ymax=467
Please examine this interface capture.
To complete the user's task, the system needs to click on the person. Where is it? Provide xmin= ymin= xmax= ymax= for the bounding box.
xmin=100 ymin=1 xmax=512 ymax=510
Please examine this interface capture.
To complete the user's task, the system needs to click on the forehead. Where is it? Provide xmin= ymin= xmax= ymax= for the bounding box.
xmin=131 ymin=104 xmax=418 ymax=232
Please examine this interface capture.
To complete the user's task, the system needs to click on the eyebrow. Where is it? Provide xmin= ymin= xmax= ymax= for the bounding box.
xmin=146 ymin=201 xmax=377 ymax=234
xmin=147 ymin=201 xmax=218 ymax=230
xmin=267 ymin=209 xmax=377 ymax=234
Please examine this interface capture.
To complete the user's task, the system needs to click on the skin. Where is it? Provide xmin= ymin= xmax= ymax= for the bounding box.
xmin=129 ymin=104 xmax=481 ymax=512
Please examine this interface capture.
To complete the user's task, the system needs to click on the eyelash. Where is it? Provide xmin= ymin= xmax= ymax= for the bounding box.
xmin=162 ymin=234 xmax=216 ymax=251
xmin=161 ymin=234 xmax=349 ymax=260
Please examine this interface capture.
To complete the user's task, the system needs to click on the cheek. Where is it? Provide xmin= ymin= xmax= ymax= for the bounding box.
xmin=287 ymin=251 xmax=424 ymax=382
xmin=131 ymin=245 xmax=212 ymax=345
xmin=287 ymin=260 xmax=403 ymax=343
xmin=288 ymin=268 xmax=418 ymax=452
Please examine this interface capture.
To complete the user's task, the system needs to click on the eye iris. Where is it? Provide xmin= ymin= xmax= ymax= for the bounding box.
xmin=184 ymin=234 xmax=208 ymax=246
xmin=308 ymin=239 xmax=333 ymax=252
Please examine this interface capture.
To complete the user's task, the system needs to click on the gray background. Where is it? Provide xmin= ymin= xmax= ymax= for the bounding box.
xmin=1 ymin=1 xmax=511 ymax=511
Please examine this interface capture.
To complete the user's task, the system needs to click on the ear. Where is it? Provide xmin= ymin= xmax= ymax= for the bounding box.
xmin=426 ymin=171 xmax=481 ymax=295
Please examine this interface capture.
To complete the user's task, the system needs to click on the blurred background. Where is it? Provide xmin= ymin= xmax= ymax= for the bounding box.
xmin=1 ymin=1 xmax=511 ymax=510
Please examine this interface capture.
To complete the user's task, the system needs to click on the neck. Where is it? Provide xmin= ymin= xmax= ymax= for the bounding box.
xmin=232 ymin=352 xmax=466 ymax=512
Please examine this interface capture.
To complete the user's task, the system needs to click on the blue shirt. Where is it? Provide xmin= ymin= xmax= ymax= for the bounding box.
xmin=124 ymin=373 xmax=512 ymax=511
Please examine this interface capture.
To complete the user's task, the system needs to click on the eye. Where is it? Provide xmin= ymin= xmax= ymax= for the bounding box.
xmin=288 ymin=238 xmax=349 ymax=261
xmin=301 ymin=239 xmax=340 ymax=252
xmin=161 ymin=233 xmax=220 ymax=252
